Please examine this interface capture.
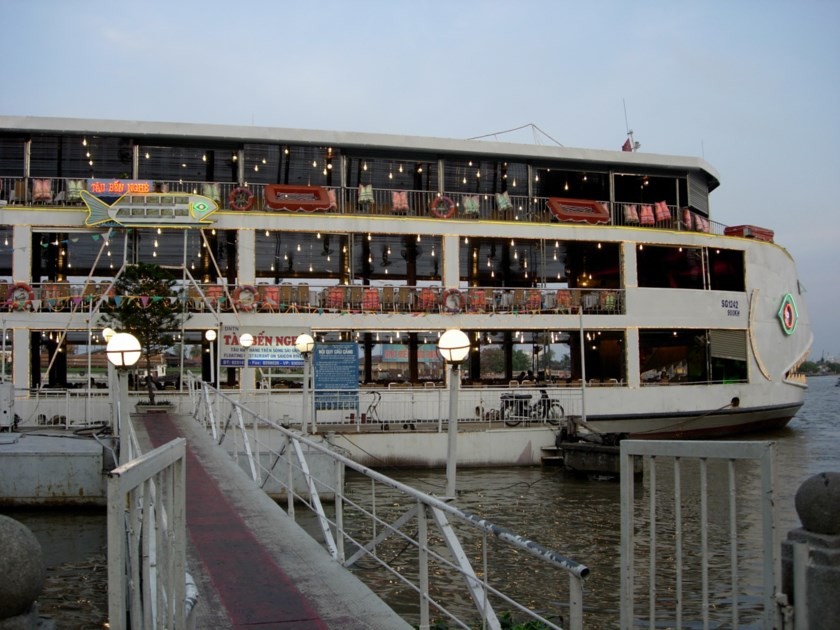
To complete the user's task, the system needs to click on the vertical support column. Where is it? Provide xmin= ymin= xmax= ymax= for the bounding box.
xmin=237 ymin=229 xmax=256 ymax=285
xmin=12 ymin=224 xmax=31 ymax=284
xmin=442 ymin=234 xmax=459 ymax=288
xmin=237 ymin=149 xmax=245 ymax=184
xmin=132 ymin=145 xmax=139 ymax=179
xmin=625 ymin=328 xmax=640 ymax=387
xmin=13 ymin=328 xmax=29 ymax=396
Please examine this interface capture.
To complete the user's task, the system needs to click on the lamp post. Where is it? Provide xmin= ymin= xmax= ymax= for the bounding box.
xmin=240 ymin=332 xmax=254 ymax=401
xmin=105 ymin=330 xmax=141 ymax=465
xmin=295 ymin=333 xmax=315 ymax=434
xmin=205 ymin=329 xmax=217 ymax=386
xmin=437 ymin=329 xmax=470 ymax=499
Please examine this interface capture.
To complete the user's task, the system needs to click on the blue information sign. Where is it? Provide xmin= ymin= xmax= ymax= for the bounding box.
xmin=313 ymin=343 xmax=359 ymax=412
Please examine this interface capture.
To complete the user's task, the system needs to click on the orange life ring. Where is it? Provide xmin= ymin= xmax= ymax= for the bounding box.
xmin=233 ymin=285 xmax=259 ymax=312
xmin=442 ymin=288 xmax=464 ymax=313
xmin=9 ymin=282 xmax=35 ymax=311
xmin=430 ymin=196 xmax=456 ymax=219
xmin=229 ymin=186 xmax=255 ymax=211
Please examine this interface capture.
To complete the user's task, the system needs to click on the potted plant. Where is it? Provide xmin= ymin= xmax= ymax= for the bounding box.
xmin=101 ymin=262 xmax=190 ymax=408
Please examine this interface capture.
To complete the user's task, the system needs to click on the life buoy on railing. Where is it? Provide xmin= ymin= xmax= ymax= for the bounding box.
xmin=9 ymin=282 xmax=35 ymax=311
xmin=430 ymin=196 xmax=456 ymax=219
xmin=442 ymin=288 xmax=464 ymax=313
xmin=229 ymin=186 xmax=254 ymax=211
xmin=233 ymin=285 xmax=259 ymax=312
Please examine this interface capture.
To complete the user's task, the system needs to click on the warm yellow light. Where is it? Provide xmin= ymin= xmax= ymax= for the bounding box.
xmin=438 ymin=329 xmax=470 ymax=364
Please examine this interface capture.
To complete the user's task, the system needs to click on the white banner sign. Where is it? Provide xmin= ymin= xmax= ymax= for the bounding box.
xmin=219 ymin=326 xmax=306 ymax=368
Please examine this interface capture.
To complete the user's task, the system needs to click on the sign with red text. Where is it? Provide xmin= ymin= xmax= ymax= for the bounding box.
xmin=220 ymin=326 xmax=306 ymax=367
xmin=87 ymin=178 xmax=154 ymax=197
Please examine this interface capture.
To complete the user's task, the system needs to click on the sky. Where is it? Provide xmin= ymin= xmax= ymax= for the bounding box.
xmin=2 ymin=0 xmax=838 ymax=358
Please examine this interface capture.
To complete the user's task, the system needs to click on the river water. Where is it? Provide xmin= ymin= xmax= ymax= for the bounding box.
xmin=3 ymin=375 xmax=838 ymax=628
xmin=343 ymin=375 xmax=840 ymax=628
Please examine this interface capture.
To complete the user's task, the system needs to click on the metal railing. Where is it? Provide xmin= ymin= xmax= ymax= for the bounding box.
xmin=3 ymin=175 xmax=731 ymax=235
xmin=191 ymin=381 xmax=589 ymax=629
xmin=206 ymin=384 xmax=585 ymax=433
xmin=107 ymin=437 xmax=192 ymax=630
xmin=6 ymin=279 xmax=626 ymax=317
xmin=619 ymin=440 xmax=780 ymax=629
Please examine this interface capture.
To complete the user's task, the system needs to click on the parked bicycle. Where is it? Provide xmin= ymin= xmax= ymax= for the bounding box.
xmin=500 ymin=389 xmax=564 ymax=427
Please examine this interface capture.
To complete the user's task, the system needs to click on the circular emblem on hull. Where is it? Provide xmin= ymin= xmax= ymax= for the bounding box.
xmin=777 ymin=293 xmax=798 ymax=335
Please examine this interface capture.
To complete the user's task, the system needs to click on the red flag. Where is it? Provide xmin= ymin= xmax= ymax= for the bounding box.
xmin=622 ymin=138 xmax=632 ymax=152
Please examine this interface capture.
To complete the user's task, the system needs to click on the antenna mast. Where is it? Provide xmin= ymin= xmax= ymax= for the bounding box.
xmin=622 ymin=99 xmax=640 ymax=152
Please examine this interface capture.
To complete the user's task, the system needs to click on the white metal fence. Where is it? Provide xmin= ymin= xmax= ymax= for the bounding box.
xmin=192 ymin=382 xmax=589 ymax=629
xmin=619 ymin=439 xmax=780 ymax=629
xmin=107 ymin=437 xmax=193 ymax=630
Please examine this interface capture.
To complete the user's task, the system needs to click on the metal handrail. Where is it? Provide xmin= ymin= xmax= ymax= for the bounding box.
xmin=192 ymin=378 xmax=588 ymax=629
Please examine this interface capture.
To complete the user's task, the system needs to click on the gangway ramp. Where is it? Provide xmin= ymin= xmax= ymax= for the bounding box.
xmin=133 ymin=412 xmax=411 ymax=629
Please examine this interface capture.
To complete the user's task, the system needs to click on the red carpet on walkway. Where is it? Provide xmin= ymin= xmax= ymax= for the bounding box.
xmin=143 ymin=414 xmax=328 ymax=629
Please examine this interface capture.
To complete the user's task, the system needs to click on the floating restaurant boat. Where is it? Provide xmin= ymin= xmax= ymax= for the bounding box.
xmin=0 ymin=116 xmax=812 ymax=447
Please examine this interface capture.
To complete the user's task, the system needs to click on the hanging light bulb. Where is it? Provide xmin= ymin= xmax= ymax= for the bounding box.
xmin=363 ymin=162 xmax=368 ymax=171
xmin=564 ymin=181 xmax=569 ymax=191
xmin=82 ymin=138 xmax=87 ymax=146
xmin=297 ymin=243 xmax=301 ymax=252
xmin=265 ymin=230 xmax=270 ymax=237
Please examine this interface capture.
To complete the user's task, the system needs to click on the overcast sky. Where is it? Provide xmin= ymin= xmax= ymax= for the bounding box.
xmin=2 ymin=0 xmax=838 ymax=358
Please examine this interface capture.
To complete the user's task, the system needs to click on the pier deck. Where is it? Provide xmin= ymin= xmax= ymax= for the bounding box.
xmin=133 ymin=412 xmax=410 ymax=629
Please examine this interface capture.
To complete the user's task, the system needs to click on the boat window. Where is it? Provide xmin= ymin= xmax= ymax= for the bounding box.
xmin=708 ymin=248 xmax=745 ymax=292
xmin=637 ymin=245 xmax=704 ymax=289
xmin=639 ymin=330 xmax=709 ymax=384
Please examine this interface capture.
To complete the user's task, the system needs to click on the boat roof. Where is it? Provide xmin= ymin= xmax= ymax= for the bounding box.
xmin=0 ymin=115 xmax=720 ymax=191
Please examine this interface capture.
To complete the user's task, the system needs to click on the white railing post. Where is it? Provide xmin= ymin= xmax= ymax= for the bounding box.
xmin=418 ymin=501 xmax=430 ymax=630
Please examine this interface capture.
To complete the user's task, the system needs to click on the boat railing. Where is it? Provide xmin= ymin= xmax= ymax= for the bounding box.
xmin=220 ymin=384 xmax=585 ymax=431
xmin=9 ymin=280 xmax=626 ymax=316
xmin=23 ymin=387 xmax=113 ymax=428
xmin=3 ymin=175 xmax=728 ymax=236
xmin=191 ymin=378 xmax=589 ymax=629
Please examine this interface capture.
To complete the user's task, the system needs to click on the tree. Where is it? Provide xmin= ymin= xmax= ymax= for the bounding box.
xmin=102 ymin=263 xmax=188 ymax=404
